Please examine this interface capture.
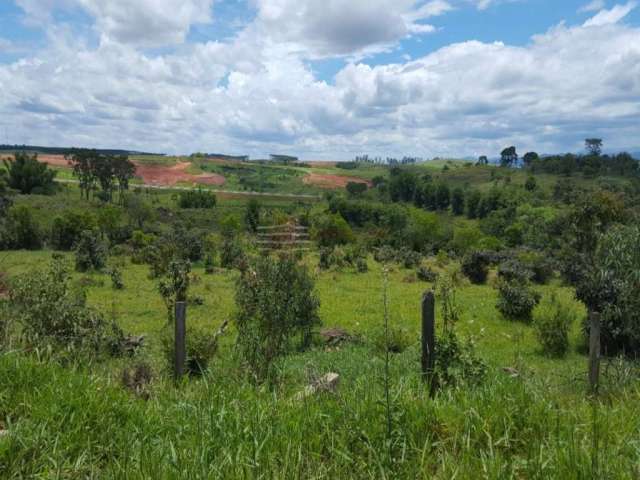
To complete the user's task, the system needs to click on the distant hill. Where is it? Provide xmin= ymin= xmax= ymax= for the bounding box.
xmin=0 ymin=144 xmax=162 ymax=156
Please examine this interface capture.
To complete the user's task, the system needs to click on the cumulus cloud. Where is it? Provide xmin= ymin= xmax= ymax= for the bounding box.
xmin=252 ymin=0 xmax=451 ymax=57
xmin=1 ymin=1 xmax=640 ymax=158
xmin=583 ymin=1 xmax=637 ymax=27
xmin=16 ymin=0 xmax=213 ymax=47
xmin=579 ymin=0 xmax=606 ymax=13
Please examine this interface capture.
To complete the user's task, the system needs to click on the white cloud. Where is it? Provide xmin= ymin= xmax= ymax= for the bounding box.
xmin=16 ymin=0 xmax=214 ymax=47
xmin=252 ymin=0 xmax=450 ymax=57
xmin=1 ymin=1 xmax=640 ymax=158
xmin=583 ymin=1 xmax=637 ymax=27
xmin=579 ymin=0 xmax=606 ymax=13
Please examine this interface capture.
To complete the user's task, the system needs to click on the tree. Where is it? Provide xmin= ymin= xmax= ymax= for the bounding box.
xmin=435 ymin=183 xmax=450 ymax=210
xmin=346 ymin=181 xmax=367 ymax=197
xmin=0 ymin=169 xmax=12 ymax=218
xmin=477 ymin=155 xmax=488 ymax=166
xmin=67 ymin=150 xmax=98 ymax=200
xmin=523 ymin=151 xmax=539 ymax=167
xmin=451 ymin=187 xmax=465 ymax=215
xmin=500 ymin=146 xmax=518 ymax=168
xmin=112 ymin=155 xmax=136 ymax=203
xmin=124 ymin=194 xmax=153 ymax=229
xmin=311 ymin=213 xmax=354 ymax=247
xmin=4 ymin=152 xmax=57 ymax=194
xmin=235 ymin=255 xmax=320 ymax=380
xmin=585 ymin=138 xmax=603 ymax=156
xmin=524 ymin=175 xmax=537 ymax=192
xmin=244 ymin=199 xmax=260 ymax=233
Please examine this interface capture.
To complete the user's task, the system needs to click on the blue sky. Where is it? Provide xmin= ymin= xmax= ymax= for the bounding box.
xmin=0 ymin=0 xmax=639 ymax=158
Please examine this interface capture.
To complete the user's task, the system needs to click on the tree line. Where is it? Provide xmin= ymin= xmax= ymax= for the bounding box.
xmin=66 ymin=150 xmax=136 ymax=203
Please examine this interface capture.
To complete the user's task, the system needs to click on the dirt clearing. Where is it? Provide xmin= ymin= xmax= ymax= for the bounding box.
xmin=303 ymin=173 xmax=372 ymax=189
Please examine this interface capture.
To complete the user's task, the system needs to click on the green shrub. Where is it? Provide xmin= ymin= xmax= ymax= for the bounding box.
xmin=157 ymin=259 xmax=191 ymax=323
xmin=496 ymin=280 xmax=541 ymax=322
xmin=161 ymin=325 xmax=219 ymax=375
xmin=108 ymin=266 xmax=124 ymax=290
xmin=8 ymin=257 xmax=124 ymax=356
xmin=311 ymin=213 xmax=354 ymax=247
xmin=3 ymin=152 xmax=57 ymax=194
xmin=178 ymin=189 xmax=217 ymax=209
xmin=220 ymin=238 xmax=245 ymax=269
xmin=51 ymin=210 xmax=97 ymax=250
xmin=434 ymin=331 xmax=486 ymax=387
xmin=75 ymin=229 xmax=108 ymax=272
xmin=533 ymin=293 xmax=584 ymax=357
xmin=235 ymin=255 xmax=320 ymax=381
xmin=0 ymin=205 xmax=42 ymax=250
xmin=416 ymin=266 xmax=438 ymax=282
xmin=461 ymin=250 xmax=492 ymax=284
xmin=204 ymin=254 xmax=215 ymax=274
xmin=371 ymin=324 xmax=413 ymax=353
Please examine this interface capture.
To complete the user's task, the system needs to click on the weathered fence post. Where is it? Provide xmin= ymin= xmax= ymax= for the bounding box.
xmin=421 ymin=291 xmax=435 ymax=394
xmin=588 ymin=311 xmax=601 ymax=395
xmin=174 ymin=301 xmax=187 ymax=381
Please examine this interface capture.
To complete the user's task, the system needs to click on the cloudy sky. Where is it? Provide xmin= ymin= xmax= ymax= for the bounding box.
xmin=0 ymin=0 xmax=639 ymax=159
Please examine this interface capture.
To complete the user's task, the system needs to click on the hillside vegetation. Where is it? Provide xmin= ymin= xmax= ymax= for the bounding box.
xmin=0 ymin=146 xmax=639 ymax=478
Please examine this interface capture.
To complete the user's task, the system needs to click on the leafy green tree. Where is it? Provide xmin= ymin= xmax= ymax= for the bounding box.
xmin=67 ymin=150 xmax=98 ymax=200
xmin=435 ymin=183 xmax=450 ymax=210
xmin=524 ymin=175 xmax=537 ymax=192
xmin=451 ymin=187 xmax=465 ymax=215
xmin=500 ymin=146 xmax=518 ymax=168
xmin=113 ymin=155 xmax=136 ymax=203
xmin=0 ymin=205 xmax=42 ymax=249
xmin=75 ymin=229 xmax=108 ymax=272
xmin=477 ymin=155 xmax=488 ymax=166
xmin=585 ymin=138 xmax=603 ymax=156
xmin=124 ymin=194 xmax=153 ymax=229
xmin=346 ymin=181 xmax=368 ymax=197
xmin=235 ymin=255 xmax=320 ymax=381
xmin=523 ymin=151 xmax=539 ymax=167
xmin=311 ymin=213 xmax=354 ymax=247
xmin=4 ymin=152 xmax=56 ymax=194
xmin=0 ymin=169 xmax=13 ymax=218
xmin=466 ymin=190 xmax=482 ymax=219
xmin=244 ymin=199 xmax=260 ymax=233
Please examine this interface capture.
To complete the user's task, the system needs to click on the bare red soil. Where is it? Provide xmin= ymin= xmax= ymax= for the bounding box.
xmin=32 ymin=155 xmax=225 ymax=187
xmin=134 ymin=162 xmax=225 ymax=186
xmin=303 ymin=173 xmax=372 ymax=189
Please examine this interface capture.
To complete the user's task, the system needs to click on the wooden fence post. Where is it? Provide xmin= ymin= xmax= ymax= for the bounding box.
xmin=174 ymin=301 xmax=187 ymax=381
xmin=421 ymin=291 xmax=435 ymax=393
xmin=588 ymin=311 xmax=601 ymax=395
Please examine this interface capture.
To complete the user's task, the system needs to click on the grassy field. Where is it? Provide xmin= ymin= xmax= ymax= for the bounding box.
xmin=1 ymin=162 xmax=640 ymax=478
xmin=2 ymin=247 xmax=639 ymax=478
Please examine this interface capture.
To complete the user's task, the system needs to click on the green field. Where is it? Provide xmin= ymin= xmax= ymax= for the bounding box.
xmin=1 ymin=159 xmax=639 ymax=478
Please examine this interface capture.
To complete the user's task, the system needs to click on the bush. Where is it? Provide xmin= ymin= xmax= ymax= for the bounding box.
xmin=204 ymin=254 xmax=215 ymax=274
xmin=416 ymin=266 xmax=438 ymax=282
xmin=8 ymin=257 xmax=124 ymax=356
xmin=311 ymin=213 xmax=354 ymax=247
xmin=496 ymin=280 xmax=541 ymax=322
xmin=178 ymin=189 xmax=217 ymax=209
xmin=3 ymin=152 xmax=57 ymax=194
xmin=518 ymin=250 xmax=554 ymax=284
xmin=157 ymin=259 xmax=191 ymax=323
xmin=346 ymin=182 xmax=368 ymax=197
xmin=235 ymin=255 xmax=321 ymax=380
xmin=461 ymin=250 xmax=492 ymax=284
xmin=371 ymin=324 xmax=413 ymax=353
xmin=533 ymin=293 xmax=584 ymax=357
xmin=51 ymin=210 xmax=97 ymax=250
xmin=161 ymin=325 xmax=219 ymax=375
xmin=497 ymin=258 xmax=533 ymax=283
xmin=75 ymin=229 xmax=108 ymax=272
xmin=108 ymin=266 xmax=124 ymax=289
xmin=220 ymin=238 xmax=245 ymax=269
xmin=0 ymin=205 xmax=42 ymax=250
xmin=434 ymin=331 xmax=486 ymax=387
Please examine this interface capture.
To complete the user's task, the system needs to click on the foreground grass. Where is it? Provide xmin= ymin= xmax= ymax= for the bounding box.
xmin=2 ymin=250 xmax=640 ymax=477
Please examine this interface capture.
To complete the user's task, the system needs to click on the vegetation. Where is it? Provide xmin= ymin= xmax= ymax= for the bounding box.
xmin=1 ymin=143 xmax=639 ymax=477
xmin=3 ymin=152 xmax=57 ymax=194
